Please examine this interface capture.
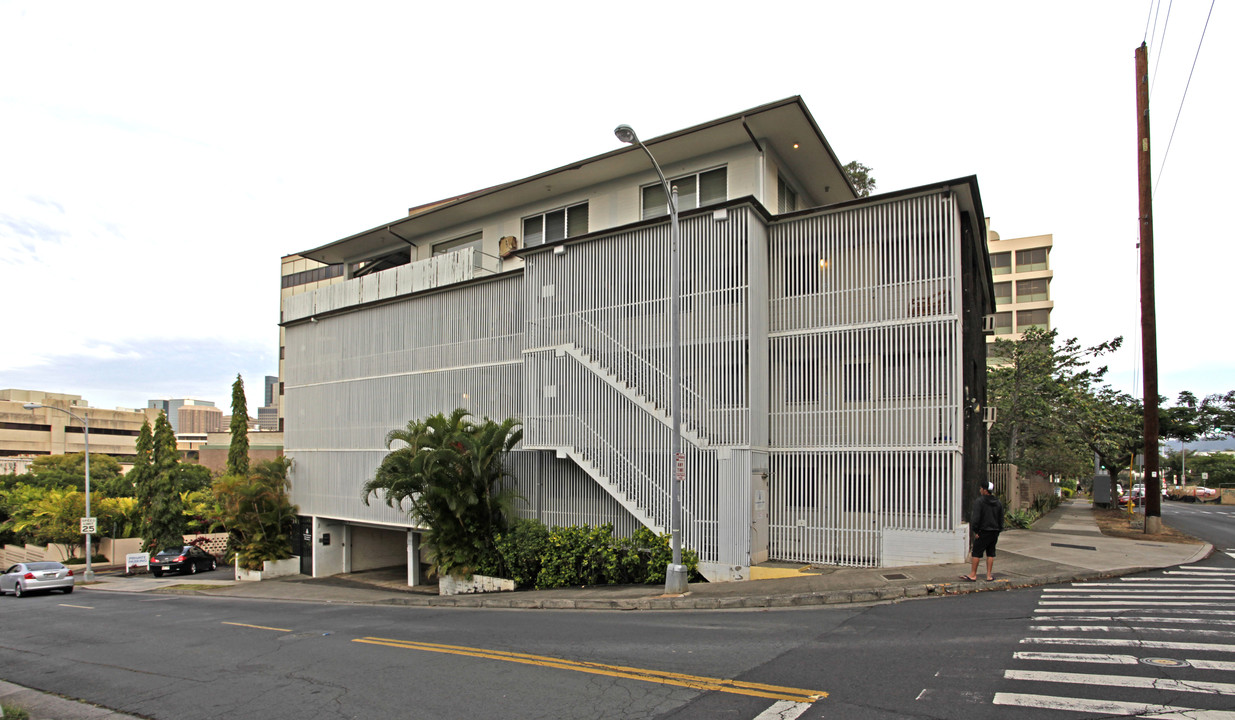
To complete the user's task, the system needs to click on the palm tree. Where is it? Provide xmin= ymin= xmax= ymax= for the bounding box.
xmin=363 ymin=408 xmax=522 ymax=578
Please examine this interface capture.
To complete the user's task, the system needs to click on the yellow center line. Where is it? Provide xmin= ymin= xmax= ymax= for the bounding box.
xmin=353 ymin=637 xmax=827 ymax=703
xmin=59 ymin=604 xmax=93 ymax=609
xmin=222 ymin=621 xmax=291 ymax=632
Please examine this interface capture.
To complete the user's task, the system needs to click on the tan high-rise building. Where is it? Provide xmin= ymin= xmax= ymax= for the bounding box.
xmin=178 ymin=404 xmax=224 ymax=434
xmin=986 ymin=221 xmax=1053 ymax=341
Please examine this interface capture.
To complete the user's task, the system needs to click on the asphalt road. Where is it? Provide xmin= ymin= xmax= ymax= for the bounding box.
xmin=1162 ymin=499 xmax=1235 ymax=549
xmin=3 ymin=503 xmax=1235 ymax=719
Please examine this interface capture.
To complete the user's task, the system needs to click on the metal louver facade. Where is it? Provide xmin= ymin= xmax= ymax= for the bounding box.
xmin=285 ymin=190 xmax=979 ymax=580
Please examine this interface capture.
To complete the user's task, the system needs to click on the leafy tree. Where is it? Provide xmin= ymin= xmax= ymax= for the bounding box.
xmin=843 ymin=160 xmax=877 ymax=197
xmin=139 ymin=412 xmax=187 ymax=552
xmin=212 ymin=458 xmax=298 ymax=570
xmin=227 ymin=374 xmax=250 ymax=477
xmin=363 ymin=409 xmax=522 ymax=578
xmin=1058 ymin=385 xmax=1143 ymax=495
xmin=1162 ymin=391 xmax=1235 ymax=442
xmin=96 ymin=496 xmax=141 ymax=538
xmin=0 ymin=486 xmax=87 ymax=559
xmin=987 ymin=328 xmax=1121 ymax=470
xmin=1188 ymin=453 xmax=1235 ymax=487
xmin=174 ymin=463 xmax=214 ymax=494
xmin=25 ymin=453 xmax=122 ymax=493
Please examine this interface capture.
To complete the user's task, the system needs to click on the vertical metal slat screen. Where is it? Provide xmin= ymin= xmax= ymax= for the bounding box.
xmin=767 ymin=193 xmax=962 ymax=567
xmin=522 ymin=209 xmax=752 ymax=565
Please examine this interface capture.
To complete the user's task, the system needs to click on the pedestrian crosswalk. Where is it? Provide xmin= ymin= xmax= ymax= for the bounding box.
xmin=994 ymin=562 xmax=1235 ymax=717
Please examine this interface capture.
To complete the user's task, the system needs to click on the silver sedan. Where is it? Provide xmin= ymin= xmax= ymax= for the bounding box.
xmin=0 ymin=561 xmax=76 ymax=597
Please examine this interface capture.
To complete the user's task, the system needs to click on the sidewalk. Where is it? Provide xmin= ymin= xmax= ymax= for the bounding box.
xmin=3 ymin=499 xmax=1213 ymax=720
xmin=80 ymin=499 xmax=1212 ymax=610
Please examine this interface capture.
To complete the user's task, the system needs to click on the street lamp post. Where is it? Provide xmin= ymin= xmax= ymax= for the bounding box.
xmin=24 ymin=402 xmax=94 ymax=582
xmin=615 ymin=123 xmax=688 ymax=594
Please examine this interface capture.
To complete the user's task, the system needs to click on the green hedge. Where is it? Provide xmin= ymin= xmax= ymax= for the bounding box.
xmin=477 ymin=519 xmax=702 ymax=589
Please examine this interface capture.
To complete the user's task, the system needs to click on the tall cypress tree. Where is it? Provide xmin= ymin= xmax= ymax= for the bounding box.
xmin=142 ymin=411 xmax=187 ymax=552
xmin=131 ymin=419 xmax=155 ymax=543
xmin=227 ymin=374 xmax=250 ymax=477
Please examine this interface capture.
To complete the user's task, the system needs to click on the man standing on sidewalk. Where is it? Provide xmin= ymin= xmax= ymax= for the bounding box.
xmin=963 ymin=481 xmax=1005 ymax=582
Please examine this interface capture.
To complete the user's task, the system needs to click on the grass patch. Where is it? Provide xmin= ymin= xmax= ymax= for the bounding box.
xmin=1092 ymin=507 xmax=1203 ymax=544
xmin=2 ymin=703 xmax=31 ymax=719
xmin=155 ymin=584 xmax=232 ymax=592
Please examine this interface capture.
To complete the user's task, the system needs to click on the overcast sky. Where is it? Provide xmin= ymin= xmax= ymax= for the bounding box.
xmin=1 ymin=1 xmax=1230 ymax=412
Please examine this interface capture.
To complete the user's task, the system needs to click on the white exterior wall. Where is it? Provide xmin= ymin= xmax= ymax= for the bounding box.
xmin=390 ymin=143 xmax=765 ymax=266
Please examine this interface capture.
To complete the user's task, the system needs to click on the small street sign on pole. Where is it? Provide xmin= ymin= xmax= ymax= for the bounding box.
xmin=80 ymin=517 xmax=97 ymax=535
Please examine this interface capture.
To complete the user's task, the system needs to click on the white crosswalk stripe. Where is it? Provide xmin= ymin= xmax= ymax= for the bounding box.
xmin=1034 ymin=615 xmax=1235 ymax=626
xmin=994 ymin=692 xmax=1235 ymax=718
xmin=994 ymin=564 xmax=1235 ymax=716
xmin=1013 ymin=652 xmax=1235 ymax=670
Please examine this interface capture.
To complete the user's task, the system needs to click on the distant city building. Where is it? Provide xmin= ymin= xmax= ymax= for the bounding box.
xmin=263 ymin=375 xmax=278 ymax=407
xmin=147 ymin=398 xmax=215 ymax=433
xmin=178 ymin=404 xmax=224 ymax=434
xmin=986 ymin=221 xmax=1053 ymax=341
xmin=1 ymin=389 xmax=159 ymax=458
xmin=257 ymin=405 xmax=279 ymax=431
xmin=197 ymin=431 xmax=283 ymax=475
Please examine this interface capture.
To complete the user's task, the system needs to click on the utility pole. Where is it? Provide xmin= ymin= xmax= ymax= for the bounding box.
xmin=1136 ymin=42 xmax=1163 ymax=533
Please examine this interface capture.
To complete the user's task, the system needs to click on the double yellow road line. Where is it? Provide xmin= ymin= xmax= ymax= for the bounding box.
xmin=354 ymin=637 xmax=827 ymax=703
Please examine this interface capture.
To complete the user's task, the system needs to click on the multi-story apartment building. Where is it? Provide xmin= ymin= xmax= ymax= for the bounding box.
xmin=985 ymin=222 xmax=1053 ymax=340
xmin=280 ymin=97 xmax=994 ymax=584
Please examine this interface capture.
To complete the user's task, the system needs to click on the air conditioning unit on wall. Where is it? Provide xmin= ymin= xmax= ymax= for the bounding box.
xmin=499 ymin=235 xmax=519 ymax=258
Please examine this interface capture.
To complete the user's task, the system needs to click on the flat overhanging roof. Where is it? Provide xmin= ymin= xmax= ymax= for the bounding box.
xmin=298 ymin=96 xmax=855 ymax=265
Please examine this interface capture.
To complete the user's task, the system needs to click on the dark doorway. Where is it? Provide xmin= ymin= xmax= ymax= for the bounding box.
xmin=292 ymin=516 xmax=313 ymax=575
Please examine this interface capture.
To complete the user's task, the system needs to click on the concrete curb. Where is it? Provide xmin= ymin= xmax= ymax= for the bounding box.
xmin=136 ymin=555 xmax=1213 ymax=611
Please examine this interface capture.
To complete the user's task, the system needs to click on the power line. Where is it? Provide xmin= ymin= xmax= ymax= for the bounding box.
xmin=1150 ymin=0 xmax=1174 ymax=99
xmin=1154 ymin=0 xmax=1217 ymax=196
xmin=1143 ymin=0 xmax=1156 ymax=43
xmin=1148 ymin=0 xmax=1164 ymax=53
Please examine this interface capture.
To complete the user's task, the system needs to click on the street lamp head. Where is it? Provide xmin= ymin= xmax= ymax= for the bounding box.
xmin=22 ymin=402 xmax=41 ymax=410
xmin=614 ymin=124 xmax=638 ymax=145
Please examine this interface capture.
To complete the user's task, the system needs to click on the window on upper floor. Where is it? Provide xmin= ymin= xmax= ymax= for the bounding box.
xmin=1016 ymin=247 xmax=1048 ymax=272
xmin=994 ymin=282 xmax=1012 ymax=305
xmin=1016 ymin=308 xmax=1050 ymax=332
xmin=433 ymin=232 xmax=484 ymax=269
xmin=642 ymin=167 xmax=727 ymax=220
xmin=991 ymin=252 xmax=1011 ymax=275
xmin=993 ymin=311 xmax=1013 ymax=334
xmin=778 ymin=175 xmax=798 ymax=213
xmin=282 ymin=263 xmax=344 ymax=289
xmin=1016 ymin=278 xmax=1049 ymax=303
xmin=523 ymin=202 xmax=588 ymax=248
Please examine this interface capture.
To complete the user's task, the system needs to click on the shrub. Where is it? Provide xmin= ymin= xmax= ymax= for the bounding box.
xmin=1005 ymin=509 xmax=1037 ymax=529
xmin=477 ymin=519 xmax=701 ymax=589
xmin=1032 ymin=492 xmax=1060 ymax=515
